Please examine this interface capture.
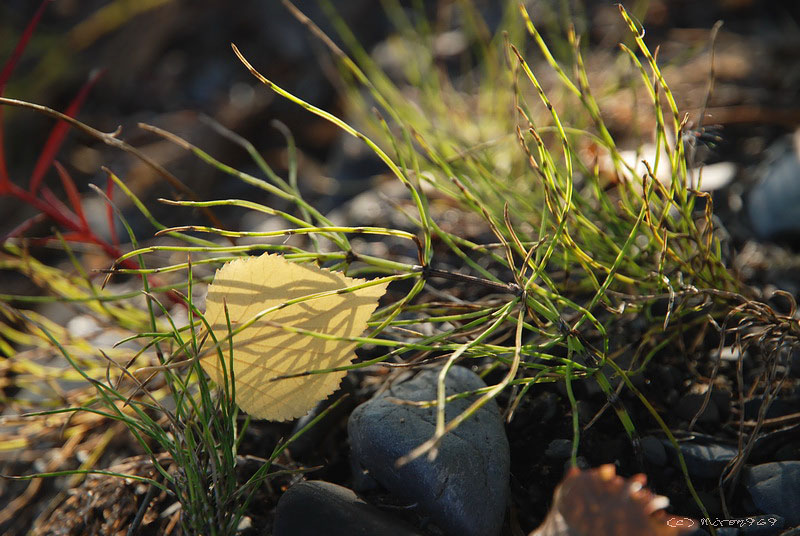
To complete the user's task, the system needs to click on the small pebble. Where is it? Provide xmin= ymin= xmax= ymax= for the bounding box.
xmin=739 ymin=514 xmax=784 ymax=535
xmin=744 ymin=461 xmax=800 ymax=526
xmin=273 ymin=480 xmax=421 ymax=536
xmin=544 ymin=439 xmax=573 ymax=459
xmin=641 ymin=435 xmax=667 ymax=466
xmin=662 ymin=439 xmax=737 ymax=479
xmin=748 ymin=131 xmax=800 ymax=238
xmin=676 ymin=393 xmax=719 ymax=425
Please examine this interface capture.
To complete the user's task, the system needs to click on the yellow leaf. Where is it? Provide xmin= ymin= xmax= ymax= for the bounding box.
xmin=202 ymin=253 xmax=388 ymax=421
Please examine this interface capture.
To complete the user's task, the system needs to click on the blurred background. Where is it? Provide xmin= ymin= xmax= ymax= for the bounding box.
xmin=2 ymin=0 xmax=798 ymax=242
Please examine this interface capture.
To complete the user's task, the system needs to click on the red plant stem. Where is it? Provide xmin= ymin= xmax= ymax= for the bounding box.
xmin=40 ymin=186 xmax=82 ymax=228
xmin=52 ymin=161 xmax=89 ymax=229
xmin=0 ymin=0 xmax=54 ymax=187
xmin=0 ymin=1 xmax=184 ymax=307
xmin=29 ymin=70 xmax=104 ymax=195
xmin=3 ymin=179 xmax=137 ymax=269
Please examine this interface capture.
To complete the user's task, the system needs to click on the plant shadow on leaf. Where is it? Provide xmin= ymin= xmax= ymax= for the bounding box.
xmin=201 ymin=252 xmax=389 ymax=422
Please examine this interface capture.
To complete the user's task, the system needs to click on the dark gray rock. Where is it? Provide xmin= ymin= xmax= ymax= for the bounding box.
xmin=739 ymin=514 xmax=784 ymax=535
xmin=744 ymin=462 xmax=800 ymax=526
xmin=663 ymin=439 xmax=738 ymax=479
xmin=676 ymin=393 xmax=719 ymax=424
xmin=682 ymin=442 xmax=738 ymax=479
xmin=348 ymin=366 xmax=510 ymax=536
xmin=774 ymin=442 xmax=800 ymax=461
xmin=641 ymin=435 xmax=667 ymax=466
xmin=565 ymin=456 xmax=590 ymax=472
xmin=748 ymin=134 xmax=800 ymax=238
xmin=751 ymin=422 xmax=800 ymax=461
xmin=743 ymin=396 xmax=799 ymax=421
xmin=545 ymin=439 xmax=573 ymax=459
xmin=273 ymin=480 xmax=421 ymax=536
xmin=686 ymin=515 xmax=785 ymax=536
xmin=792 ymin=349 xmax=800 ymax=378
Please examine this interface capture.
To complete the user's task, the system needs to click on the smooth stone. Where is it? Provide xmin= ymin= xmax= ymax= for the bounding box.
xmin=792 ymin=349 xmax=800 ymax=377
xmin=273 ymin=480 xmax=421 ymax=536
xmin=774 ymin=442 xmax=800 ymax=461
xmin=739 ymin=515 xmax=784 ymax=535
xmin=744 ymin=462 xmax=800 ymax=526
xmin=641 ymin=435 xmax=667 ymax=466
xmin=544 ymin=439 xmax=573 ymax=459
xmin=743 ymin=396 xmax=799 ymax=421
xmin=688 ymin=516 xmax=786 ymax=536
xmin=676 ymin=393 xmax=719 ymax=424
xmin=566 ymin=456 xmax=590 ymax=472
xmin=663 ymin=439 xmax=738 ymax=479
xmin=613 ymin=144 xmax=735 ymax=191
xmin=748 ymin=132 xmax=800 ymax=238
xmin=751 ymin=422 xmax=800 ymax=460
xmin=348 ymin=366 xmax=510 ymax=536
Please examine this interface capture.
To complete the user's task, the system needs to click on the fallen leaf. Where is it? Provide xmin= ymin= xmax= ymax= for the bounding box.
xmin=202 ymin=253 xmax=388 ymax=421
xmin=530 ymin=464 xmax=694 ymax=536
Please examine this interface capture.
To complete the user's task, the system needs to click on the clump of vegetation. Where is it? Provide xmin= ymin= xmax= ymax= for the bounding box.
xmin=2 ymin=1 xmax=796 ymax=534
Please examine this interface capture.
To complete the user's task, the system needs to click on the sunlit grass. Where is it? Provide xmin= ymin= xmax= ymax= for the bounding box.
xmin=4 ymin=1 xmax=795 ymax=534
